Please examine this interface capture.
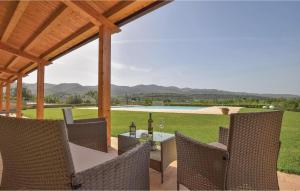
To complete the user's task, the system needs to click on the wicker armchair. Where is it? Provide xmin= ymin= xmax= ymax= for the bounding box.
xmin=62 ymin=107 xmax=107 ymax=152
xmin=176 ymin=111 xmax=283 ymax=190
xmin=0 ymin=116 xmax=150 ymax=190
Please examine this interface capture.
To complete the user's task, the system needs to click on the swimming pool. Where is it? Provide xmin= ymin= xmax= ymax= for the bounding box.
xmin=112 ymin=105 xmax=207 ymax=110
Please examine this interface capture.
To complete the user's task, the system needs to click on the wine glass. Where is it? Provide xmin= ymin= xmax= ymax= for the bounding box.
xmin=158 ymin=119 xmax=165 ymax=139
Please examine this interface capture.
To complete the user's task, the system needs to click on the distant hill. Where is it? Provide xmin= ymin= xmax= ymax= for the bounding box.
xmin=11 ymin=83 xmax=300 ymax=99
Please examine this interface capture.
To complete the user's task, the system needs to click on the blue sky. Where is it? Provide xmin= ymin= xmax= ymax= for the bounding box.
xmin=24 ymin=1 xmax=300 ymax=95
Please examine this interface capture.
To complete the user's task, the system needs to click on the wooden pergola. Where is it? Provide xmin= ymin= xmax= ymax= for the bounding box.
xmin=0 ymin=0 xmax=170 ymax=144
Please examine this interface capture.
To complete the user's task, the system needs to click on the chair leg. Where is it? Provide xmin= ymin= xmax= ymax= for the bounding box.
xmin=177 ymin=181 xmax=180 ymax=191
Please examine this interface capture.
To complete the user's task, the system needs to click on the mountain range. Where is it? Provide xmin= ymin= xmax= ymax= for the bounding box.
xmin=11 ymin=83 xmax=300 ymax=99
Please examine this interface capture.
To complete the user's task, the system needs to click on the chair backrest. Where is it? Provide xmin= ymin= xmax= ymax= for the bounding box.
xmin=62 ymin=107 xmax=74 ymax=124
xmin=226 ymin=111 xmax=283 ymax=190
xmin=0 ymin=116 xmax=75 ymax=189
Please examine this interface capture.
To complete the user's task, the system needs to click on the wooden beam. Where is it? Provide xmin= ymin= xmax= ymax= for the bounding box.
xmin=0 ymin=85 xmax=3 ymax=112
xmin=4 ymin=56 xmax=20 ymax=71
xmin=0 ymin=42 xmax=49 ymax=64
xmin=16 ymin=0 xmax=133 ymax=76
xmin=16 ymin=75 xmax=22 ymax=118
xmin=0 ymin=77 xmax=10 ymax=83
xmin=22 ymin=5 xmax=69 ymax=51
xmin=0 ymin=67 xmax=18 ymax=75
xmin=36 ymin=63 xmax=45 ymax=119
xmin=98 ymin=25 xmax=112 ymax=145
xmin=18 ymin=61 xmax=34 ymax=74
xmin=42 ymin=23 xmax=96 ymax=60
xmin=1 ymin=1 xmax=29 ymax=42
xmin=104 ymin=1 xmax=135 ymax=17
xmin=2 ymin=6 xmax=67 ymax=76
xmin=62 ymin=1 xmax=120 ymax=33
xmin=44 ymin=1 xmax=132 ymax=60
xmin=5 ymin=82 xmax=10 ymax=116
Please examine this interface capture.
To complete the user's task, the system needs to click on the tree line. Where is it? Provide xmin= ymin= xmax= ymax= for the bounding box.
xmin=8 ymin=87 xmax=300 ymax=111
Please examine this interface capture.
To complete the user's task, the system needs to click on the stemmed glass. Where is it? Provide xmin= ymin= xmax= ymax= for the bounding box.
xmin=158 ymin=119 xmax=165 ymax=139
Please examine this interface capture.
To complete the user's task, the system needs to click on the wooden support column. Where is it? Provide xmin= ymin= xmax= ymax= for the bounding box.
xmin=0 ymin=84 xmax=3 ymax=112
xmin=16 ymin=75 xmax=23 ymax=118
xmin=98 ymin=25 xmax=112 ymax=145
xmin=5 ymin=83 xmax=10 ymax=116
xmin=36 ymin=63 xmax=45 ymax=119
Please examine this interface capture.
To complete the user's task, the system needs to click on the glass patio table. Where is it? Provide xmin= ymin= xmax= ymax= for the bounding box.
xmin=118 ymin=130 xmax=177 ymax=184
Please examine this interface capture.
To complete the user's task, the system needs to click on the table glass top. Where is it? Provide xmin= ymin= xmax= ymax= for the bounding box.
xmin=120 ymin=130 xmax=174 ymax=142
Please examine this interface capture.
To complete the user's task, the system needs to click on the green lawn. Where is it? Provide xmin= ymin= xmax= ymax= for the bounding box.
xmin=22 ymin=107 xmax=300 ymax=174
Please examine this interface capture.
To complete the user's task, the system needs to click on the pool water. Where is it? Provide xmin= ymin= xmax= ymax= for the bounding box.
xmin=112 ymin=105 xmax=207 ymax=110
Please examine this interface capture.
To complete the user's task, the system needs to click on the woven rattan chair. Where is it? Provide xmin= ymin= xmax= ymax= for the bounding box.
xmin=176 ymin=111 xmax=283 ymax=190
xmin=62 ymin=107 xmax=107 ymax=152
xmin=0 ymin=116 xmax=150 ymax=190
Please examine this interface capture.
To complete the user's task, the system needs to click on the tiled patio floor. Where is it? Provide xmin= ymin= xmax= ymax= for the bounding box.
xmin=0 ymin=137 xmax=299 ymax=190
xmin=110 ymin=137 xmax=300 ymax=190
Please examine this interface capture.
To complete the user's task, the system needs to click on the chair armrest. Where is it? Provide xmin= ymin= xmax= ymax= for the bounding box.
xmin=74 ymin=118 xmax=105 ymax=123
xmin=175 ymin=132 xmax=228 ymax=190
xmin=67 ymin=121 xmax=107 ymax=152
xmin=161 ymin=137 xmax=177 ymax=171
xmin=72 ymin=143 xmax=151 ymax=190
xmin=218 ymin=126 xmax=229 ymax=146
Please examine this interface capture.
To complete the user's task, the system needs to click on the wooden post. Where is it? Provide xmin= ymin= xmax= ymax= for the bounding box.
xmin=0 ymin=84 xmax=3 ymax=112
xmin=5 ymin=82 xmax=10 ymax=116
xmin=16 ymin=75 xmax=23 ymax=118
xmin=98 ymin=25 xmax=112 ymax=145
xmin=36 ymin=63 xmax=45 ymax=119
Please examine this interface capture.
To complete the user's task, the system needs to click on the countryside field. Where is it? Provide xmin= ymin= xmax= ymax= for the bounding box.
xmin=22 ymin=107 xmax=300 ymax=174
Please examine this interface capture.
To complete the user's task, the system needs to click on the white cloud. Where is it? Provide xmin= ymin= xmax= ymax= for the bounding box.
xmin=112 ymin=62 xmax=151 ymax=72
xmin=129 ymin=66 xmax=151 ymax=72
xmin=112 ymin=62 xmax=126 ymax=70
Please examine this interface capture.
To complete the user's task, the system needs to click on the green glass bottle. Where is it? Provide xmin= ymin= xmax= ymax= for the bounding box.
xmin=148 ymin=113 xmax=153 ymax=136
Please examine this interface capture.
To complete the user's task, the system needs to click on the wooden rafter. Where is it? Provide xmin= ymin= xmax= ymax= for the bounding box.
xmin=19 ymin=61 xmax=34 ymax=74
xmin=0 ymin=77 xmax=9 ymax=83
xmin=0 ymin=67 xmax=18 ymax=75
xmin=42 ymin=23 xmax=96 ymax=60
xmin=104 ymin=1 xmax=135 ymax=17
xmin=1 ymin=1 xmax=29 ymax=42
xmin=0 ymin=42 xmax=49 ymax=64
xmin=22 ymin=5 xmax=69 ymax=51
xmin=4 ymin=56 xmax=19 ymax=69
xmin=3 ymin=5 xmax=68 ymax=78
xmin=62 ymin=1 xmax=120 ymax=33
xmin=15 ymin=0 xmax=136 ymax=78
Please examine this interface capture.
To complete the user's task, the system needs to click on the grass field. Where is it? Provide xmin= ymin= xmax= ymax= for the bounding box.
xmin=22 ymin=107 xmax=300 ymax=174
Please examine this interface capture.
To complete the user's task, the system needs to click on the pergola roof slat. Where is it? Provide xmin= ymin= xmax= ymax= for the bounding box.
xmin=22 ymin=5 xmax=68 ymax=51
xmin=0 ymin=77 xmax=9 ymax=83
xmin=0 ymin=0 xmax=170 ymax=82
xmin=14 ymin=1 xmax=142 ymax=76
xmin=104 ymin=1 xmax=135 ymax=18
xmin=43 ymin=23 xmax=97 ymax=60
xmin=62 ymin=1 xmax=121 ymax=33
xmin=0 ymin=42 xmax=49 ymax=64
xmin=1 ymin=1 xmax=29 ymax=42
xmin=0 ymin=68 xmax=18 ymax=75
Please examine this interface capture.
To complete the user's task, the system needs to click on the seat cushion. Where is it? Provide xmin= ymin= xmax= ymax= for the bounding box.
xmin=150 ymin=149 xmax=161 ymax=161
xmin=69 ymin=142 xmax=116 ymax=173
xmin=208 ymin=142 xmax=227 ymax=150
